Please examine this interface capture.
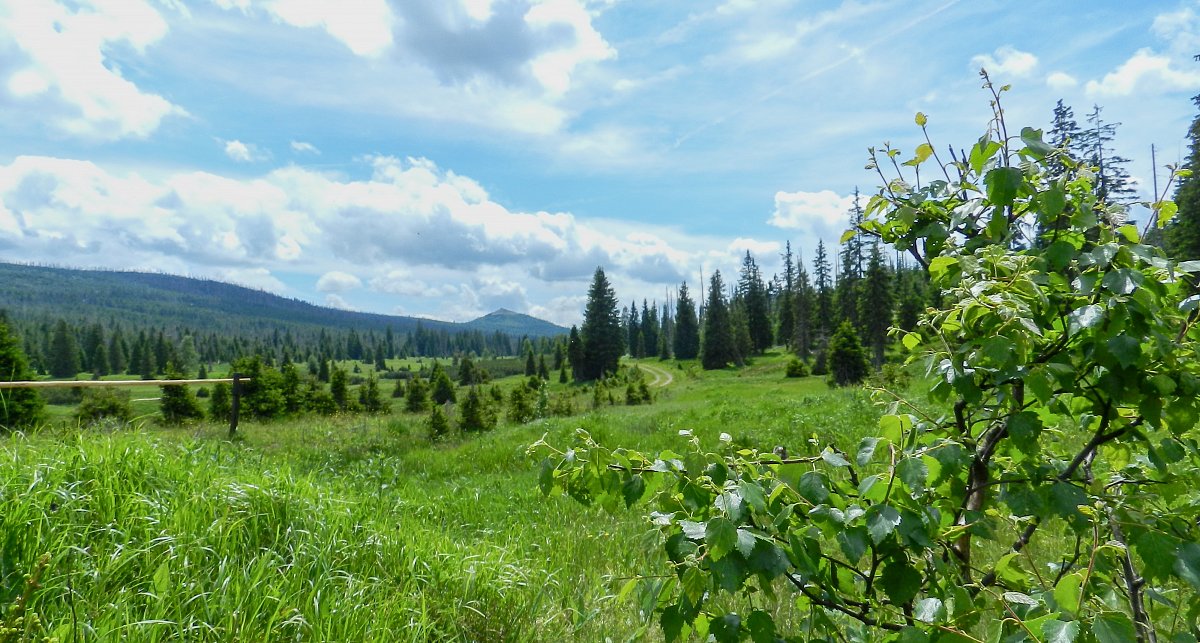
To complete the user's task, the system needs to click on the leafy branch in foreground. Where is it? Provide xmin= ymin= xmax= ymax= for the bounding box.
xmin=530 ymin=76 xmax=1200 ymax=642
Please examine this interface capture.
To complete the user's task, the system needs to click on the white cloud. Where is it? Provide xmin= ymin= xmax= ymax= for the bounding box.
xmin=970 ymin=45 xmax=1039 ymax=77
xmin=768 ymin=189 xmax=854 ymax=239
xmin=1152 ymin=7 xmax=1200 ymax=55
xmin=260 ymin=0 xmax=394 ymax=57
xmin=290 ymin=140 xmax=320 ymax=154
xmin=324 ymin=293 xmax=354 ymax=310
xmin=218 ymin=267 xmax=287 ymax=293
xmin=524 ymin=0 xmax=616 ymax=97
xmin=1085 ymin=48 xmax=1200 ymax=97
xmin=222 ymin=139 xmax=262 ymax=162
xmin=0 ymin=0 xmax=185 ymax=139
xmin=1045 ymin=71 xmax=1077 ymax=90
xmin=315 ymin=270 xmax=362 ymax=293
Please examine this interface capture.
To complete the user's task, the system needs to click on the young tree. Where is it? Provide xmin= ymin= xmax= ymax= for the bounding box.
xmin=580 ymin=268 xmax=624 ymax=380
xmin=209 ymin=382 xmax=231 ymax=423
xmin=0 ymin=318 xmax=44 ymax=430
xmin=566 ymin=325 xmax=584 ymax=381
xmin=736 ymin=251 xmax=772 ymax=352
xmin=359 ymin=374 xmax=387 ymax=414
xmin=812 ymin=241 xmax=834 ymax=343
xmin=700 ymin=271 xmax=737 ymax=369
xmin=1169 ymin=94 xmax=1200 ymax=260
xmin=835 ymin=191 xmax=866 ymax=328
xmin=330 ymin=365 xmax=350 ymax=411
xmin=48 ymin=319 xmax=80 ymax=378
xmin=777 ymin=241 xmax=796 ymax=348
xmin=859 ymin=241 xmax=894 ymax=367
xmin=405 ymin=376 xmax=431 ymax=413
xmin=427 ymin=405 xmax=450 ymax=441
xmin=672 ymin=282 xmax=700 ymax=360
xmin=459 ymin=386 xmax=495 ymax=432
xmin=159 ymin=366 xmax=204 ymax=424
xmin=792 ymin=258 xmax=815 ymax=360
xmin=429 ymin=363 xmax=457 ymax=405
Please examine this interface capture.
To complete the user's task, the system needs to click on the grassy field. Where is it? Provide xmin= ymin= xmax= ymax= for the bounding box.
xmin=1 ymin=352 xmax=892 ymax=641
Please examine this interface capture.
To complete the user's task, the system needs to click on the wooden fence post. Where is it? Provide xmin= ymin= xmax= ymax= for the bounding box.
xmin=229 ymin=372 xmax=242 ymax=439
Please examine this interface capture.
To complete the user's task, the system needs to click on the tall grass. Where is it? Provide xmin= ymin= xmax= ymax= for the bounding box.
xmin=2 ymin=353 xmax=888 ymax=641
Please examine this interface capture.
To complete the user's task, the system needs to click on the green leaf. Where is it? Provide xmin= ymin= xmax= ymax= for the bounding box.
xmin=798 ymin=472 xmax=830 ymax=505
xmin=1158 ymin=200 xmax=1179 ymax=227
xmin=706 ymin=517 xmax=738 ymax=561
xmin=897 ymin=457 xmax=928 ymax=494
xmin=1102 ymin=268 xmax=1141 ymax=295
xmin=895 ymin=627 xmax=930 ymax=643
xmin=880 ymin=560 xmax=922 ymax=604
xmin=901 ymin=332 xmax=921 ymax=350
xmin=1042 ymin=619 xmax=1079 ymax=643
xmin=661 ymin=605 xmax=685 ymax=642
xmin=1105 ymin=336 xmax=1141 ymax=368
xmin=1008 ymin=411 xmax=1043 ymax=453
xmin=1175 ymin=542 xmax=1200 ymax=590
xmin=1053 ymin=572 xmax=1082 ymax=615
xmin=622 ymin=474 xmax=646 ymax=507
xmin=153 ymin=560 xmax=171 ymax=597
xmin=1002 ymin=591 xmax=1038 ymax=606
xmin=821 ymin=448 xmax=850 ymax=467
xmin=866 ymin=505 xmax=902 ymax=544
xmin=1020 ymin=126 xmax=1055 ymax=158
xmin=538 ymin=457 xmax=555 ymax=496
xmin=1135 ymin=531 xmax=1178 ymax=582
xmin=738 ymin=481 xmax=768 ymax=514
xmin=840 ymin=228 xmax=857 ymax=244
xmin=915 ymin=112 xmax=927 ymax=127
xmin=709 ymin=613 xmax=741 ymax=643
xmin=1067 ymin=305 xmax=1103 ymax=334
xmin=837 ymin=526 xmax=869 ymax=564
xmin=745 ymin=610 xmax=775 ymax=643
xmin=928 ymin=256 xmax=958 ymax=283
xmin=682 ymin=566 xmax=706 ymax=604
xmin=985 ymin=167 xmax=1023 ymax=207
xmin=736 ymin=528 xmax=757 ymax=558
xmin=969 ymin=137 xmax=1001 ymax=174
xmin=914 ymin=597 xmax=944 ymax=623
xmin=1093 ymin=612 xmax=1137 ymax=643
xmin=857 ymin=437 xmax=880 ymax=466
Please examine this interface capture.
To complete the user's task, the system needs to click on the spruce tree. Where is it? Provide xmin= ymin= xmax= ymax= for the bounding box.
xmin=1080 ymin=104 xmax=1135 ymax=206
xmin=673 ymin=282 xmax=700 ymax=360
xmin=159 ymin=366 xmax=204 ymax=424
xmin=737 ymin=251 xmax=772 ymax=352
xmin=109 ymin=327 xmax=128 ymax=374
xmin=813 ymin=241 xmax=834 ymax=344
xmin=427 ymin=405 xmax=450 ymax=441
xmin=792 ymin=259 xmax=815 ymax=360
xmin=330 ymin=365 xmax=349 ymax=411
xmin=405 ymin=376 xmax=431 ymax=413
xmin=359 ymin=374 xmax=387 ymax=414
xmin=1047 ymin=99 xmax=1084 ymax=180
xmin=0 ymin=318 xmax=44 ymax=430
xmin=828 ymin=321 xmax=870 ymax=387
xmin=859 ymin=242 xmax=894 ymax=367
xmin=1169 ymin=94 xmax=1200 ymax=261
xmin=777 ymin=241 xmax=796 ymax=349
xmin=580 ymin=268 xmax=624 ymax=380
xmin=209 ymin=382 xmax=232 ymax=423
xmin=836 ymin=192 xmax=866 ymax=329
xmin=700 ymin=271 xmax=737 ymax=369
xmin=459 ymin=386 xmax=495 ymax=432
xmin=49 ymin=319 xmax=80 ymax=378
xmin=567 ymin=325 xmax=584 ymax=381
xmin=430 ymin=362 xmax=457 ymax=405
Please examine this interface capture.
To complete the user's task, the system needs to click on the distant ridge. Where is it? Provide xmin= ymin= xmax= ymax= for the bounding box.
xmin=0 ymin=262 xmax=568 ymax=338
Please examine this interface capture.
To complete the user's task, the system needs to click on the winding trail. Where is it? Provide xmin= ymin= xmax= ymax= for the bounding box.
xmin=636 ymin=362 xmax=675 ymax=388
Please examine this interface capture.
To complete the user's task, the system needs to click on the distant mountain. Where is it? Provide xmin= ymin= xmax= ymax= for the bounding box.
xmin=0 ymin=263 xmax=567 ymax=339
xmin=466 ymin=308 xmax=569 ymax=337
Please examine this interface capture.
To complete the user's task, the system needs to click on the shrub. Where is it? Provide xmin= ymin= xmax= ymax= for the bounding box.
xmin=74 ymin=388 xmax=133 ymax=425
xmin=826 ymin=321 xmax=869 ymax=387
xmin=784 ymin=358 xmax=809 ymax=378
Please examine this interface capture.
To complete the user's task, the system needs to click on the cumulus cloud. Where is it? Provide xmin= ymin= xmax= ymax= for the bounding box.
xmin=222 ymin=139 xmax=265 ymax=162
xmin=0 ymin=154 xmax=697 ymax=316
xmin=970 ymin=45 xmax=1038 ymax=77
xmin=290 ymin=140 xmax=320 ymax=154
xmin=324 ymin=294 xmax=354 ymax=310
xmin=1085 ymin=48 xmax=1200 ymax=97
xmin=315 ymin=270 xmax=362 ymax=293
xmin=768 ymin=189 xmax=854 ymax=239
xmin=1045 ymin=71 xmax=1077 ymax=90
xmin=0 ymin=0 xmax=185 ymax=139
xmin=236 ymin=0 xmax=395 ymax=57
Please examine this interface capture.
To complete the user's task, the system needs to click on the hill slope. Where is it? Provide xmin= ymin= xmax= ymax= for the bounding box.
xmin=0 ymin=263 xmax=568 ymax=338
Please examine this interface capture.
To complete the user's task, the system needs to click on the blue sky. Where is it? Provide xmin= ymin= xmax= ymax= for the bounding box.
xmin=1 ymin=0 xmax=1198 ymax=325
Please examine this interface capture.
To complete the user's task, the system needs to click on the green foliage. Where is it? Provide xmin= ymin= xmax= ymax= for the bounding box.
xmin=827 ymin=321 xmax=870 ymax=387
xmin=701 ymin=271 xmax=737 ymax=370
xmin=405 ymin=376 xmax=431 ymax=413
xmin=673 ymin=282 xmax=700 ymax=360
xmin=507 ymin=382 xmax=536 ymax=424
xmin=430 ymin=363 xmax=457 ymax=405
xmin=330 ymin=365 xmax=350 ymax=411
xmin=358 ymin=374 xmax=388 ymax=414
xmin=209 ymin=381 xmax=231 ymax=422
xmin=427 ymin=404 xmax=450 ymax=441
xmin=534 ymin=85 xmax=1200 ymax=641
xmin=0 ymin=319 xmax=44 ymax=431
xmin=48 ymin=319 xmax=80 ymax=378
xmin=580 ymin=268 xmax=624 ymax=380
xmin=74 ymin=388 xmax=133 ymax=426
xmin=231 ymin=356 xmax=286 ymax=420
xmin=159 ymin=368 xmax=204 ymax=425
xmin=459 ymin=386 xmax=496 ymax=432
xmin=784 ymin=358 xmax=808 ymax=378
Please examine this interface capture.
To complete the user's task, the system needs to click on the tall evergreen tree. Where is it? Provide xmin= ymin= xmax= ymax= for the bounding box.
xmin=859 ymin=242 xmax=894 ymax=367
xmin=792 ymin=259 xmax=815 ymax=360
xmin=813 ymin=241 xmax=834 ymax=343
xmin=1170 ymin=94 xmax=1200 ymax=261
xmin=736 ymin=251 xmax=773 ymax=352
xmin=330 ymin=365 xmax=349 ymax=411
xmin=828 ymin=321 xmax=870 ymax=387
xmin=673 ymin=282 xmax=700 ymax=360
xmin=1047 ymin=99 xmax=1084 ymax=180
xmin=49 ymin=319 xmax=80 ymax=378
xmin=108 ymin=327 xmax=127 ymax=374
xmin=1080 ymin=104 xmax=1136 ymax=206
xmin=700 ymin=271 xmax=737 ymax=370
xmin=626 ymin=301 xmax=640 ymax=358
xmin=777 ymin=241 xmax=796 ymax=349
xmin=640 ymin=300 xmax=659 ymax=358
xmin=836 ymin=192 xmax=866 ymax=329
xmin=567 ymin=325 xmax=585 ymax=381
xmin=0 ymin=317 xmax=44 ymax=430
xmin=580 ymin=268 xmax=624 ymax=380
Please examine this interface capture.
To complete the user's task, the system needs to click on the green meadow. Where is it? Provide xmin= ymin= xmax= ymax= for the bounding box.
xmin=1 ymin=354 xmax=890 ymax=641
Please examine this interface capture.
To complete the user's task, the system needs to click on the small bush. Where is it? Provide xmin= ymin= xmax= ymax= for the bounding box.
xmin=74 ymin=388 xmax=133 ymax=426
xmin=785 ymin=358 xmax=809 ymax=378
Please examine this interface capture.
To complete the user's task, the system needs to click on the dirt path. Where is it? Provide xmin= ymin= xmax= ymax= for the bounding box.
xmin=637 ymin=362 xmax=675 ymax=388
